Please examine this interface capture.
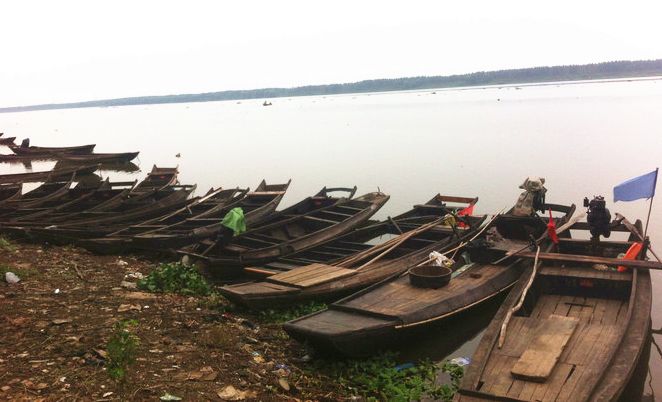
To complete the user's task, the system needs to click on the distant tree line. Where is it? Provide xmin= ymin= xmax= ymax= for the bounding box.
xmin=2 ymin=59 xmax=661 ymax=113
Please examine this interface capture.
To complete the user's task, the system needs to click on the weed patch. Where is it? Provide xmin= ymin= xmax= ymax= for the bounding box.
xmin=433 ymin=360 xmax=465 ymax=401
xmin=257 ymin=301 xmax=327 ymax=323
xmin=138 ymin=262 xmax=211 ymax=296
xmin=310 ymin=351 xmax=447 ymax=401
xmin=0 ymin=236 xmax=15 ymax=252
xmin=106 ymin=320 xmax=140 ymax=383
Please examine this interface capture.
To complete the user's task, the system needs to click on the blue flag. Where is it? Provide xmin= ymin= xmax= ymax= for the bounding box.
xmin=613 ymin=169 xmax=658 ymax=202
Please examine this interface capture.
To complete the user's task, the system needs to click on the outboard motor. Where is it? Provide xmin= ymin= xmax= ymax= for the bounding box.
xmin=584 ymin=196 xmax=611 ymax=239
xmin=20 ymin=138 xmax=30 ymax=148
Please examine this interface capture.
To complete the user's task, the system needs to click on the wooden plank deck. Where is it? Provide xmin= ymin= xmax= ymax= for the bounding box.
xmin=511 ymin=315 xmax=579 ymax=382
xmin=340 ymin=264 xmax=504 ymax=319
xmin=475 ymin=289 xmax=628 ymax=401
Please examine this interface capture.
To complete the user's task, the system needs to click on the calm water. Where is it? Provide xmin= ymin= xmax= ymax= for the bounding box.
xmin=1 ymin=78 xmax=661 ymax=399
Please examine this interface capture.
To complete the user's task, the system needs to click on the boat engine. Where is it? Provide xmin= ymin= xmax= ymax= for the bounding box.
xmin=584 ymin=195 xmax=611 ymax=239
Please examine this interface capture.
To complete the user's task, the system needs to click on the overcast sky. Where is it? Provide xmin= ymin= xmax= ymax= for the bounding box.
xmin=2 ymin=0 xmax=661 ymax=107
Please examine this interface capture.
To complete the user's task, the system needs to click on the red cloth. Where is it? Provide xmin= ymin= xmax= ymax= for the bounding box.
xmin=547 ymin=208 xmax=559 ymax=244
xmin=458 ymin=205 xmax=474 ymax=216
xmin=457 ymin=204 xmax=474 ymax=228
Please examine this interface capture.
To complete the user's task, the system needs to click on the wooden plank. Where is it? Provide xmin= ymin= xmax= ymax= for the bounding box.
xmin=268 ymin=263 xmax=329 ymax=281
xmin=511 ymin=315 xmax=579 ymax=382
xmin=295 ymin=268 xmax=356 ymax=287
xmin=269 ymin=263 xmax=356 ymax=288
xmin=518 ymin=251 xmax=662 ymax=270
xmin=538 ymin=362 xmax=574 ymax=402
xmin=539 ymin=265 xmax=632 ymax=282
xmin=488 ymin=356 xmax=519 ymax=396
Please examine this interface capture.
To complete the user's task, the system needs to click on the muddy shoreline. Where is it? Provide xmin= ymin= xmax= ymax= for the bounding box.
xmin=0 ymin=241 xmax=353 ymax=401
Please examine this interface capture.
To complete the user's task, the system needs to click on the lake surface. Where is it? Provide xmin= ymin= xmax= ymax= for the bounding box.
xmin=1 ymin=78 xmax=661 ymax=399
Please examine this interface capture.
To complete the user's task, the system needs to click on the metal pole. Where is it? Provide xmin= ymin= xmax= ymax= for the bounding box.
xmin=643 ymin=167 xmax=658 ymax=240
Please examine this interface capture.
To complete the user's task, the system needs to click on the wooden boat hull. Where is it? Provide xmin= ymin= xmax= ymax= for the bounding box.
xmin=455 ymin=220 xmax=653 ymax=402
xmin=0 ymin=137 xmax=16 ymax=145
xmin=221 ymin=196 xmax=482 ymax=309
xmin=283 ymin=204 xmax=576 ymax=356
xmin=192 ymin=192 xmax=390 ymax=269
xmin=82 ymin=180 xmax=291 ymax=254
xmin=58 ymin=151 xmax=139 ymax=164
xmin=0 ymin=164 xmax=99 ymax=185
xmin=0 ymin=176 xmax=75 ymax=213
xmin=0 ymin=184 xmax=22 ymax=206
xmin=9 ymin=143 xmax=95 ymax=156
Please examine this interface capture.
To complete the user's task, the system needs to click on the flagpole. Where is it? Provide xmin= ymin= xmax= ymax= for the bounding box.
xmin=643 ymin=167 xmax=658 ymax=240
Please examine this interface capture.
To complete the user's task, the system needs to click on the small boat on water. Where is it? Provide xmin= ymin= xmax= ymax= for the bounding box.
xmin=8 ymin=141 xmax=96 ymax=156
xmin=283 ymin=201 xmax=576 ymax=356
xmin=179 ymin=189 xmax=390 ymax=274
xmin=0 ymin=164 xmax=99 ymax=185
xmin=220 ymin=194 xmax=480 ymax=308
xmin=58 ymin=151 xmax=140 ymax=164
xmin=455 ymin=215 xmax=656 ymax=402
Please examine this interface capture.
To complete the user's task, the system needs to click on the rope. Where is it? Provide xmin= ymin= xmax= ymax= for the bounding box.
xmin=413 ymin=211 xmax=504 ymax=268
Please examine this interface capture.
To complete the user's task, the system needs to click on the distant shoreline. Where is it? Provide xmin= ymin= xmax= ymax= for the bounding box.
xmin=1 ymin=59 xmax=661 ymax=114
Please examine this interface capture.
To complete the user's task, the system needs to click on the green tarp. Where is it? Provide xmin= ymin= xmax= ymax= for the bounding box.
xmin=221 ymin=207 xmax=246 ymax=236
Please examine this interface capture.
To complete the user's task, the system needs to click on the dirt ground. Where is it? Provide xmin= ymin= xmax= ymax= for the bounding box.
xmin=0 ymin=241 xmax=347 ymax=401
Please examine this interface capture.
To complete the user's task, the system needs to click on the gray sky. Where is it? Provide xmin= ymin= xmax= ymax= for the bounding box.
xmin=2 ymin=0 xmax=661 ymax=107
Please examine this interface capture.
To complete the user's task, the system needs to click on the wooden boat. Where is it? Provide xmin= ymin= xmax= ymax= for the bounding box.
xmin=0 ymin=137 xmax=16 ymax=145
xmin=102 ymin=185 xmax=352 ymax=254
xmin=8 ymin=142 xmax=95 ymax=156
xmin=233 ymin=179 xmax=292 ymax=225
xmin=0 ymin=184 xmax=22 ymax=206
xmin=12 ymin=184 xmax=196 ymax=244
xmin=179 ymin=190 xmax=390 ymax=273
xmin=129 ymin=183 xmax=348 ymax=250
xmin=455 ymin=217 xmax=655 ymax=402
xmin=95 ymin=161 xmax=140 ymax=173
xmin=84 ymin=181 xmax=293 ymax=253
xmin=45 ymin=184 xmax=196 ymax=228
xmin=283 ymin=203 xmax=576 ymax=356
xmin=0 ymin=164 xmax=99 ymax=185
xmin=0 ymin=175 xmax=75 ymax=212
xmin=133 ymin=165 xmax=179 ymax=190
xmin=107 ymin=187 xmax=249 ymax=236
xmin=36 ymin=165 xmax=177 ymax=221
xmin=220 ymin=195 xmax=481 ymax=308
xmin=58 ymin=151 xmax=140 ymax=164
xmin=7 ymin=179 xmax=137 ymax=223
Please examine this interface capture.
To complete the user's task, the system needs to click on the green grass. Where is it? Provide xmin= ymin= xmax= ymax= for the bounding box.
xmin=138 ymin=262 xmax=211 ymax=296
xmin=107 ymin=320 xmax=140 ymax=383
xmin=0 ymin=236 xmax=15 ymax=252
